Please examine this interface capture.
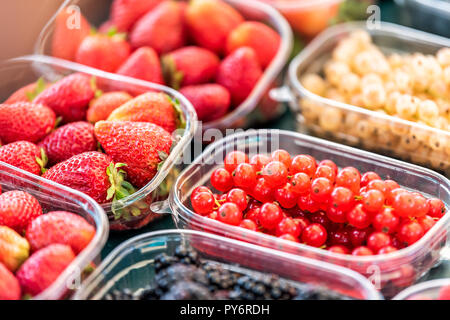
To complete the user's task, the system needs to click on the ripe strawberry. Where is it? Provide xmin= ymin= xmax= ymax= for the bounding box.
xmin=0 ymin=262 xmax=20 ymax=300
xmin=129 ymin=1 xmax=186 ymax=54
xmin=226 ymin=21 xmax=281 ymax=69
xmin=0 ymin=102 xmax=55 ymax=144
xmin=51 ymin=8 xmax=91 ymax=61
xmin=26 ymin=211 xmax=95 ymax=254
xmin=38 ymin=121 xmax=97 ymax=166
xmin=16 ymin=244 xmax=75 ymax=296
xmin=4 ymin=78 xmax=48 ymax=104
xmin=34 ymin=73 xmax=95 ymax=123
xmin=95 ymin=121 xmax=172 ymax=188
xmin=185 ymin=0 xmax=244 ymax=54
xmin=180 ymin=84 xmax=230 ymax=122
xmin=0 ymin=226 xmax=30 ymax=272
xmin=42 ymin=151 xmax=134 ymax=204
xmin=98 ymin=20 xmax=116 ymax=34
xmin=162 ymin=46 xmax=220 ymax=89
xmin=216 ymin=47 xmax=263 ymax=106
xmin=116 ymin=47 xmax=164 ymax=85
xmin=107 ymin=92 xmax=179 ymax=133
xmin=0 ymin=191 xmax=43 ymax=233
xmin=110 ymin=0 xmax=163 ymax=32
xmin=75 ymin=32 xmax=131 ymax=72
xmin=87 ymin=91 xmax=132 ymax=123
xmin=0 ymin=141 xmax=47 ymax=176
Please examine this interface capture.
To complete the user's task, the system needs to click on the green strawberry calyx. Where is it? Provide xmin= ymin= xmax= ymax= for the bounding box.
xmin=35 ymin=148 xmax=48 ymax=175
xmin=168 ymin=95 xmax=186 ymax=130
xmin=161 ymin=55 xmax=184 ymax=90
xmin=106 ymin=162 xmax=136 ymax=201
xmin=26 ymin=77 xmax=46 ymax=102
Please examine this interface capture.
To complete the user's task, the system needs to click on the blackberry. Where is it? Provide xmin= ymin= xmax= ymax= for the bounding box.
xmin=174 ymin=245 xmax=199 ymax=265
xmin=103 ymin=289 xmax=137 ymax=300
xmin=153 ymin=253 xmax=179 ymax=272
xmin=230 ymin=274 xmax=298 ymax=300
xmin=155 ymin=263 xmax=209 ymax=290
xmin=294 ymin=286 xmax=352 ymax=300
xmin=201 ymin=262 xmax=239 ymax=291
xmin=160 ymin=281 xmax=212 ymax=300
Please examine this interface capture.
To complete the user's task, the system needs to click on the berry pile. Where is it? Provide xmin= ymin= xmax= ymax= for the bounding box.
xmin=0 ymin=189 xmax=96 ymax=299
xmin=190 ymin=150 xmax=447 ymax=255
xmin=103 ymin=245 xmax=349 ymax=300
xmin=50 ymin=0 xmax=281 ymax=122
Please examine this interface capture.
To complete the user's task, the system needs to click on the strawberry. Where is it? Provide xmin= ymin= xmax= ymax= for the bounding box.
xmin=4 ymin=78 xmax=48 ymax=104
xmin=98 ymin=20 xmax=116 ymax=34
xmin=107 ymin=92 xmax=179 ymax=133
xmin=0 ymin=226 xmax=30 ymax=272
xmin=0 ymin=191 xmax=43 ymax=233
xmin=0 ymin=102 xmax=55 ymax=144
xmin=95 ymin=121 xmax=172 ymax=188
xmin=226 ymin=21 xmax=281 ymax=69
xmin=162 ymin=46 xmax=220 ymax=89
xmin=110 ymin=0 xmax=163 ymax=32
xmin=87 ymin=91 xmax=132 ymax=123
xmin=75 ymin=32 xmax=131 ymax=72
xmin=16 ymin=244 xmax=75 ymax=296
xmin=0 ymin=262 xmax=20 ymax=300
xmin=26 ymin=211 xmax=95 ymax=254
xmin=216 ymin=47 xmax=263 ymax=106
xmin=0 ymin=141 xmax=47 ymax=176
xmin=129 ymin=1 xmax=186 ymax=54
xmin=116 ymin=47 xmax=164 ymax=85
xmin=185 ymin=0 xmax=244 ymax=54
xmin=34 ymin=73 xmax=96 ymax=123
xmin=51 ymin=8 xmax=91 ymax=61
xmin=180 ymin=84 xmax=230 ymax=122
xmin=38 ymin=121 xmax=97 ymax=166
xmin=42 ymin=151 xmax=134 ymax=204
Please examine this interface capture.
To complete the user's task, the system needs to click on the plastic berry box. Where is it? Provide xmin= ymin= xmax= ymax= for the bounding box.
xmin=393 ymin=278 xmax=450 ymax=300
xmin=0 ymin=161 xmax=109 ymax=299
xmin=272 ymin=21 xmax=450 ymax=177
xmin=35 ymin=0 xmax=293 ymax=133
xmin=164 ymin=129 xmax=450 ymax=298
xmin=0 ymin=55 xmax=197 ymax=230
xmin=72 ymin=229 xmax=382 ymax=300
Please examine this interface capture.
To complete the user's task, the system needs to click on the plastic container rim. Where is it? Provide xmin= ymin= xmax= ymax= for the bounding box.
xmin=393 ymin=278 xmax=450 ymax=300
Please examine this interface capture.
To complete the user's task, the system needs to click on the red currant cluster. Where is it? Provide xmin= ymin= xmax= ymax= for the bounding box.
xmin=190 ymin=150 xmax=446 ymax=256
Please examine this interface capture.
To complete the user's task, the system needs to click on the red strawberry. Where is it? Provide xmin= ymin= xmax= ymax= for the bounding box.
xmin=87 ymin=91 xmax=132 ymax=123
xmin=38 ymin=121 xmax=97 ymax=166
xmin=180 ymin=84 xmax=230 ymax=122
xmin=26 ymin=211 xmax=95 ymax=254
xmin=75 ymin=33 xmax=131 ymax=72
xmin=162 ymin=46 xmax=220 ymax=89
xmin=0 ymin=141 xmax=47 ymax=176
xmin=116 ymin=47 xmax=164 ymax=85
xmin=51 ymin=8 xmax=91 ymax=61
xmin=226 ymin=21 xmax=281 ymax=69
xmin=185 ymin=0 xmax=244 ymax=54
xmin=4 ymin=78 xmax=48 ymax=104
xmin=98 ymin=20 xmax=116 ymax=34
xmin=95 ymin=121 xmax=172 ymax=188
xmin=130 ymin=1 xmax=186 ymax=54
xmin=110 ymin=0 xmax=163 ymax=32
xmin=0 ymin=102 xmax=55 ymax=144
xmin=0 ymin=262 xmax=20 ymax=300
xmin=107 ymin=92 xmax=179 ymax=133
xmin=0 ymin=226 xmax=30 ymax=272
xmin=0 ymin=191 xmax=43 ymax=233
xmin=34 ymin=73 xmax=95 ymax=123
xmin=216 ymin=47 xmax=263 ymax=106
xmin=16 ymin=244 xmax=75 ymax=297
xmin=42 ymin=151 xmax=134 ymax=204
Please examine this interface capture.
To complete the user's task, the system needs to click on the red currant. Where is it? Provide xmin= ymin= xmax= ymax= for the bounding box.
xmin=417 ymin=215 xmax=436 ymax=233
xmin=301 ymin=223 xmax=327 ymax=247
xmin=245 ymin=207 xmax=260 ymax=223
xmin=397 ymin=220 xmax=424 ymax=246
xmin=392 ymin=191 xmax=415 ymax=218
xmin=224 ymin=151 xmax=248 ymax=173
xmin=347 ymin=203 xmax=372 ymax=229
xmin=284 ymin=206 xmax=306 ymax=218
xmin=191 ymin=192 xmax=215 ymax=215
xmin=373 ymin=207 xmax=399 ymax=234
xmin=377 ymin=246 xmax=397 ymax=254
xmin=278 ymin=234 xmax=298 ymax=242
xmin=314 ymin=165 xmax=336 ymax=183
xmin=349 ymin=226 xmax=372 ymax=247
xmin=330 ymin=186 xmax=354 ymax=212
xmin=249 ymin=154 xmax=270 ymax=172
xmin=239 ymin=219 xmax=257 ymax=231
xmin=328 ymin=245 xmax=349 ymax=254
xmin=351 ymin=246 xmax=374 ymax=256
xmin=294 ymin=217 xmax=310 ymax=231
xmin=233 ymin=163 xmax=257 ymax=189
xmin=258 ymin=203 xmax=283 ymax=230
xmin=271 ymin=149 xmax=291 ymax=169
xmin=290 ymin=155 xmax=317 ymax=176
xmin=336 ymin=167 xmax=361 ymax=194
xmin=226 ymin=188 xmax=248 ymax=211
xmin=208 ymin=211 xmax=218 ymax=220
xmin=411 ymin=193 xmax=429 ymax=218
xmin=384 ymin=179 xmax=400 ymax=197
xmin=310 ymin=177 xmax=333 ymax=202
xmin=366 ymin=179 xmax=387 ymax=194
xmin=361 ymin=189 xmax=385 ymax=214
xmin=261 ymin=161 xmax=288 ymax=188
xmin=297 ymin=194 xmax=320 ymax=213
xmin=276 ymin=217 xmax=301 ymax=237
xmin=275 ymin=183 xmax=298 ymax=209
xmin=318 ymin=159 xmax=338 ymax=175
xmin=367 ymin=231 xmax=391 ymax=252
xmin=210 ymin=168 xmax=233 ymax=192
xmin=361 ymin=171 xmax=381 ymax=188
xmin=326 ymin=205 xmax=347 ymax=223
xmin=386 ymin=187 xmax=407 ymax=205
xmin=217 ymin=202 xmax=243 ymax=226
xmin=427 ymin=198 xmax=446 ymax=218
xmin=309 ymin=211 xmax=332 ymax=230
xmin=192 ymin=186 xmax=213 ymax=197
xmin=251 ymin=178 xmax=274 ymax=203
xmin=328 ymin=228 xmax=351 ymax=247
xmin=290 ymin=172 xmax=311 ymax=195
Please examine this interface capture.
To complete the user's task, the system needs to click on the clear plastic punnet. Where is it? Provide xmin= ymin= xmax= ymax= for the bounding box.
xmin=0 ymin=161 xmax=109 ymax=299
xmin=393 ymin=278 xmax=450 ymax=300
xmin=167 ymin=129 xmax=450 ymax=298
xmin=72 ymin=229 xmax=382 ymax=300
xmin=0 ymin=55 xmax=197 ymax=230
xmin=35 ymin=0 xmax=293 ymax=132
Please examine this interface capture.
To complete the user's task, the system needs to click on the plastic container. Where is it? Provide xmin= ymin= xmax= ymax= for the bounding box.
xmin=393 ymin=278 xmax=450 ymax=300
xmin=274 ymin=21 xmax=450 ymax=176
xmin=35 ymin=0 xmax=293 ymax=133
xmin=0 ymin=161 xmax=109 ymax=300
xmin=395 ymin=0 xmax=450 ymax=38
xmin=72 ymin=229 xmax=382 ymax=300
xmin=0 ymin=55 xmax=197 ymax=230
xmin=166 ymin=129 xmax=450 ymax=298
